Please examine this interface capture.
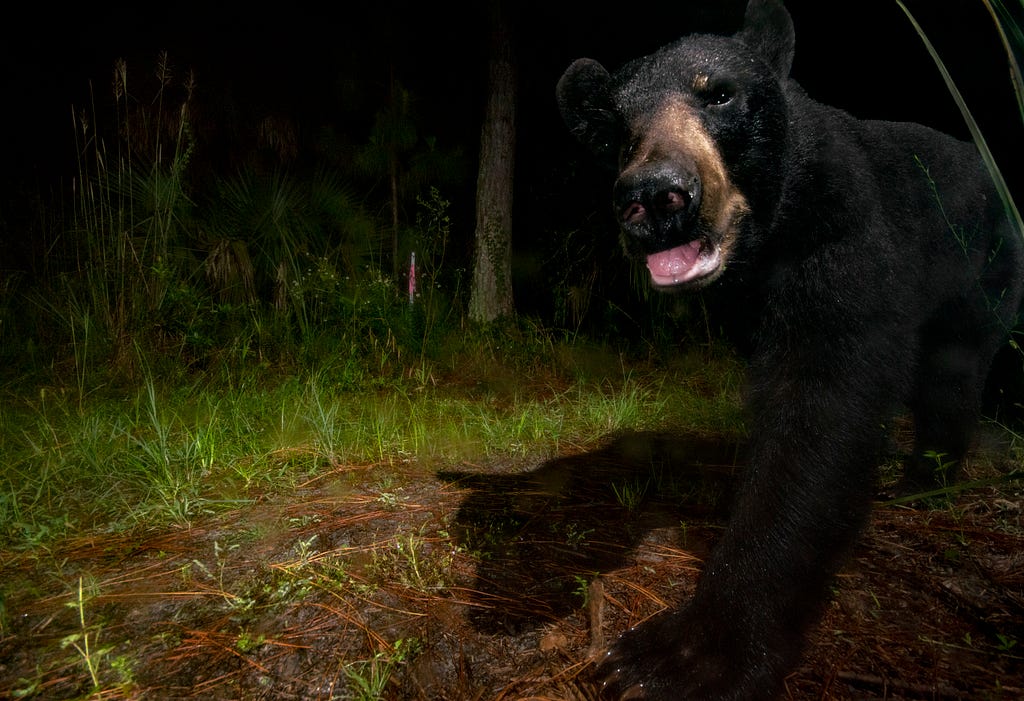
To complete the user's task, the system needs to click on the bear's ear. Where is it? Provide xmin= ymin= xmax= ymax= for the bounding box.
xmin=556 ymin=58 xmax=620 ymax=163
xmin=737 ymin=0 xmax=795 ymax=78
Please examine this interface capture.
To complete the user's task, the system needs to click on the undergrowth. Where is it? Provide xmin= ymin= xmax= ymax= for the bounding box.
xmin=0 ymin=328 xmax=746 ymax=552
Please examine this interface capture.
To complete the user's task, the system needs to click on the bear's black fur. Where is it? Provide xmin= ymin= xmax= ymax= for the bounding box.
xmin=557 ymin=1 xmax=1023 ymax=698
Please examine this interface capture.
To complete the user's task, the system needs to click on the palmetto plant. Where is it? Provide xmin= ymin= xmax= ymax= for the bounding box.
xmin=202 ymin=167 xmax=381 ymax=340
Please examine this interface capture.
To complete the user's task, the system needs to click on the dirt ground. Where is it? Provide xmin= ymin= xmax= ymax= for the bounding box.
xmin=1 ymin=429 xmax=1022 ymax=700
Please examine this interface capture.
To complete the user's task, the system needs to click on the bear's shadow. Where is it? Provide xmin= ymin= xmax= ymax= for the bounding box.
xmin=438 ymin=431 xmax=743 ymax=633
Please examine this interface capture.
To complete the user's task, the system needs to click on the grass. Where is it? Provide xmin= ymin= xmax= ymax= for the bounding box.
xmin=59 ymin=577 xmax=112 ymax=694
xmin=0 ymin=335 xmax=746 ymax=553
xmin=343 ymin=638 xmax=421 ymax=701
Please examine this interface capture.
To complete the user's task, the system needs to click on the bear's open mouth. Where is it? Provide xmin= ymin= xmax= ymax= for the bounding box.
xmin=645 ymin=237 xmax=722 ymax=287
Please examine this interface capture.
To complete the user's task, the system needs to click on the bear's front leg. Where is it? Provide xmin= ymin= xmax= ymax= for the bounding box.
xmin=597 ymin=359 xmax=889 ymax=700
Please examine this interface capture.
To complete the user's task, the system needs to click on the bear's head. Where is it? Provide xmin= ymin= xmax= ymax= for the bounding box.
xmin=557 ymin=0 xmax=795 ymax=289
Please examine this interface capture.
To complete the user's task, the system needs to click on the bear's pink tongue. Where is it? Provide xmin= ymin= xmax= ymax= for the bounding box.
xmin=646 ymin=240 xmax=702 ymax=284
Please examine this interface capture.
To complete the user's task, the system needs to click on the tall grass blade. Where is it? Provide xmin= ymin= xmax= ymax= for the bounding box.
xmin=982 ymin=0 xmax=1024 ymax=118
xmin=895 ymin=0 xmax=1024 ymax=242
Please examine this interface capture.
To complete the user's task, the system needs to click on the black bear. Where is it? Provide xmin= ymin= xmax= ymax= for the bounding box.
xmin=557 ymin=0 xmax=1023 ymax=698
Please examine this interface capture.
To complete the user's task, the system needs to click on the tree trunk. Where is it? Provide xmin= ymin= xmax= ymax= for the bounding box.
xmin=469 ymin=3 xmax=516 ymax=323
xmin=390 ymin=148 xmax=399 ymax=279
xmin=388 ymin=67 xmax=401 ymax=280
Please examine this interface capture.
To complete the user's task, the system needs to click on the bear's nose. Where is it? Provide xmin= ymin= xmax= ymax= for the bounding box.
xmin=620 ymin=188 xmax=691 ymax=225
xmin=613 ymin=164 xmax=702 ymax=239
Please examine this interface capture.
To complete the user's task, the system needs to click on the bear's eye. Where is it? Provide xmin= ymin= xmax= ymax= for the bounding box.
xmin=704 ymin=83 xmax=735 ymax=107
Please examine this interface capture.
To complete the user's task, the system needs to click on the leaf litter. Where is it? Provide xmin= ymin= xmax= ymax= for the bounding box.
xmin=1 ymin=428 xmax=1021 ymax=700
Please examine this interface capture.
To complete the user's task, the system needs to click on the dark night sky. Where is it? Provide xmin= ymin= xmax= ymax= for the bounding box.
xmin=2 ymin=0 xmax=1022 ymax=272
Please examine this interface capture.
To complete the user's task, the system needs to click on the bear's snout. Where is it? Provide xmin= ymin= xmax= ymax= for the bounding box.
xmin=613 ymin=163 xmax=702 ymax=251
